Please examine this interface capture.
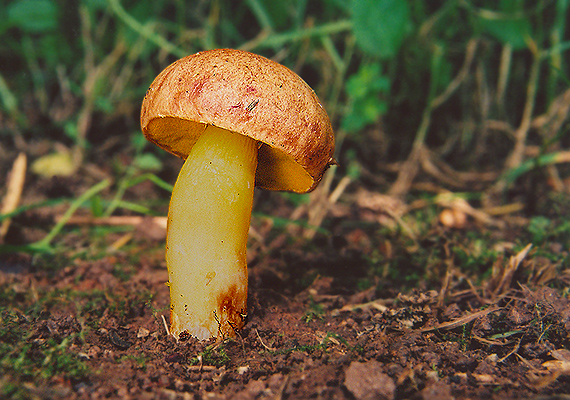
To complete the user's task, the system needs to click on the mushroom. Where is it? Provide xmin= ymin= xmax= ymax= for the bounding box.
xmin=141 ymin=49 xmax=335 ymax=340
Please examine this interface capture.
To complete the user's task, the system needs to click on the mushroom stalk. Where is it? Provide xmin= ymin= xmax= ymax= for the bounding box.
xmin=166 ymin=125 xmax=258 ymax=340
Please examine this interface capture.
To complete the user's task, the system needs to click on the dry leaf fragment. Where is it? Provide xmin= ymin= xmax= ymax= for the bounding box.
xmin=1 ymin=153 xmax=27 ymax=240
xmin=542 ymin=360 xmax=570 ymax=373
xmin=488 ymin=243 xmax=533 ymax=298
xmin=542 ymin=349 xmax=570 ymax=374
xmin=31 ymin=151 xmax=75 ymax=177
xmin=551 ymin=349 xmax=570 ymax=362
xmin=472 ymin=373 xmax=495 ymax=384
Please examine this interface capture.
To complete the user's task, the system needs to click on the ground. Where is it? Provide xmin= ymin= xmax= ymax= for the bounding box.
xmin=1 ymin=152 xmax=570 ymax=400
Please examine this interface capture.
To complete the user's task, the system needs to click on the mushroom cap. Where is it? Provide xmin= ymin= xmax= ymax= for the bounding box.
xmin=141 ymin=49 xmax=335 ymax=193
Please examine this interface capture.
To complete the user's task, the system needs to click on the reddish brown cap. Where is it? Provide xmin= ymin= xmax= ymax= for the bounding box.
xmin=141 ymin=49 xmax=335 ymax=193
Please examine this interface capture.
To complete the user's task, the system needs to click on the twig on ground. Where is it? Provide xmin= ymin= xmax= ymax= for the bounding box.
xmin=186 ymin=365 xmax=217 ymax=372
xmin=255 ymin=329 xmax=277 ymax=352
xmin=437 ymin=267 xmax=452 ymax=308
xmin=108 ymin=232 xmax=134 ymax=251
xmin=498 ymin=337 xmax=523 ymax=363
xmin=419 ymin=305 xmax=502 ymax=332
xmin=161 ymin=314 xmax=170 ymax=337
xmin=57 ymin=215 xmax=167 ymax=230
xmin=332 ymin=299 xmax=392 ymax=316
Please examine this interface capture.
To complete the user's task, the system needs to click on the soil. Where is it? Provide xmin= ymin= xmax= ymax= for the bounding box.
xmin=1 ymin=154 xmax=570 ymax=400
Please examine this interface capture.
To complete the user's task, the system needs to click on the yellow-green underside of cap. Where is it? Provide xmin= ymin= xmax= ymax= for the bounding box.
xmin=145 ymin=116 xmax=315 ymax=193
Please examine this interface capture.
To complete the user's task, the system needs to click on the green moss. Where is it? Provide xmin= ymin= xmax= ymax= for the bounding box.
xmin=190 ymin=345 xmax=231 ymax=368
xmin=302 ymin=298 xmax=325 ymax=323
xmin=0 ymin=312 xmax=89 ymax=395
xmin=118 ymin=353 xmax=148 ymax=371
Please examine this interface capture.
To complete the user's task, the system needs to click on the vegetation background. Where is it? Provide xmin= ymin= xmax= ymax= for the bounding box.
xmin=1 ymin=0 xmax=570 ymax=399
xmin=2 ymin=0 xmax=569 ymax=204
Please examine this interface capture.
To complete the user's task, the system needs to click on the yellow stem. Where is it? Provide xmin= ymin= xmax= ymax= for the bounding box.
xmin=166 ymin=125 xmax=257 ymax=340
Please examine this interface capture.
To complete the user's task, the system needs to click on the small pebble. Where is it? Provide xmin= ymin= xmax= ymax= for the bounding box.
xmin=137 ymin=327 xmax=150 ymax=338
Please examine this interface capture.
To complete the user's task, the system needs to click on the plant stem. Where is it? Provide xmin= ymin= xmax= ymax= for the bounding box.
xmin=245 ymin=20 xmax=352 ymax=51
xmin=107 ymin=0 xmax=187 ymax=58
xmin=39 ymin=179 xmax=112 ymax=247
xmin=504 ymin=51 xmax=541 ymax=171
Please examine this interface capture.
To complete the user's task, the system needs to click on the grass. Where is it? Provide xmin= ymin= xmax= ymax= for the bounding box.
xmin=0 ymin=310 xmax=89 ymax=398
xmin=0 ymin=179 xmax=111 ymax=255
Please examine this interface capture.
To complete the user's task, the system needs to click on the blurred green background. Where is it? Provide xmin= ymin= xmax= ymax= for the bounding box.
xmin=1 ymin=0 xmax=569 ymax=201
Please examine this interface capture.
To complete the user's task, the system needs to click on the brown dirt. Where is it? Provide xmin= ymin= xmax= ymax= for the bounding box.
xmin=1 ymin=151 xmax=570 ymax=400
xmin=2 ymin=225 xmax=570 ymax=400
